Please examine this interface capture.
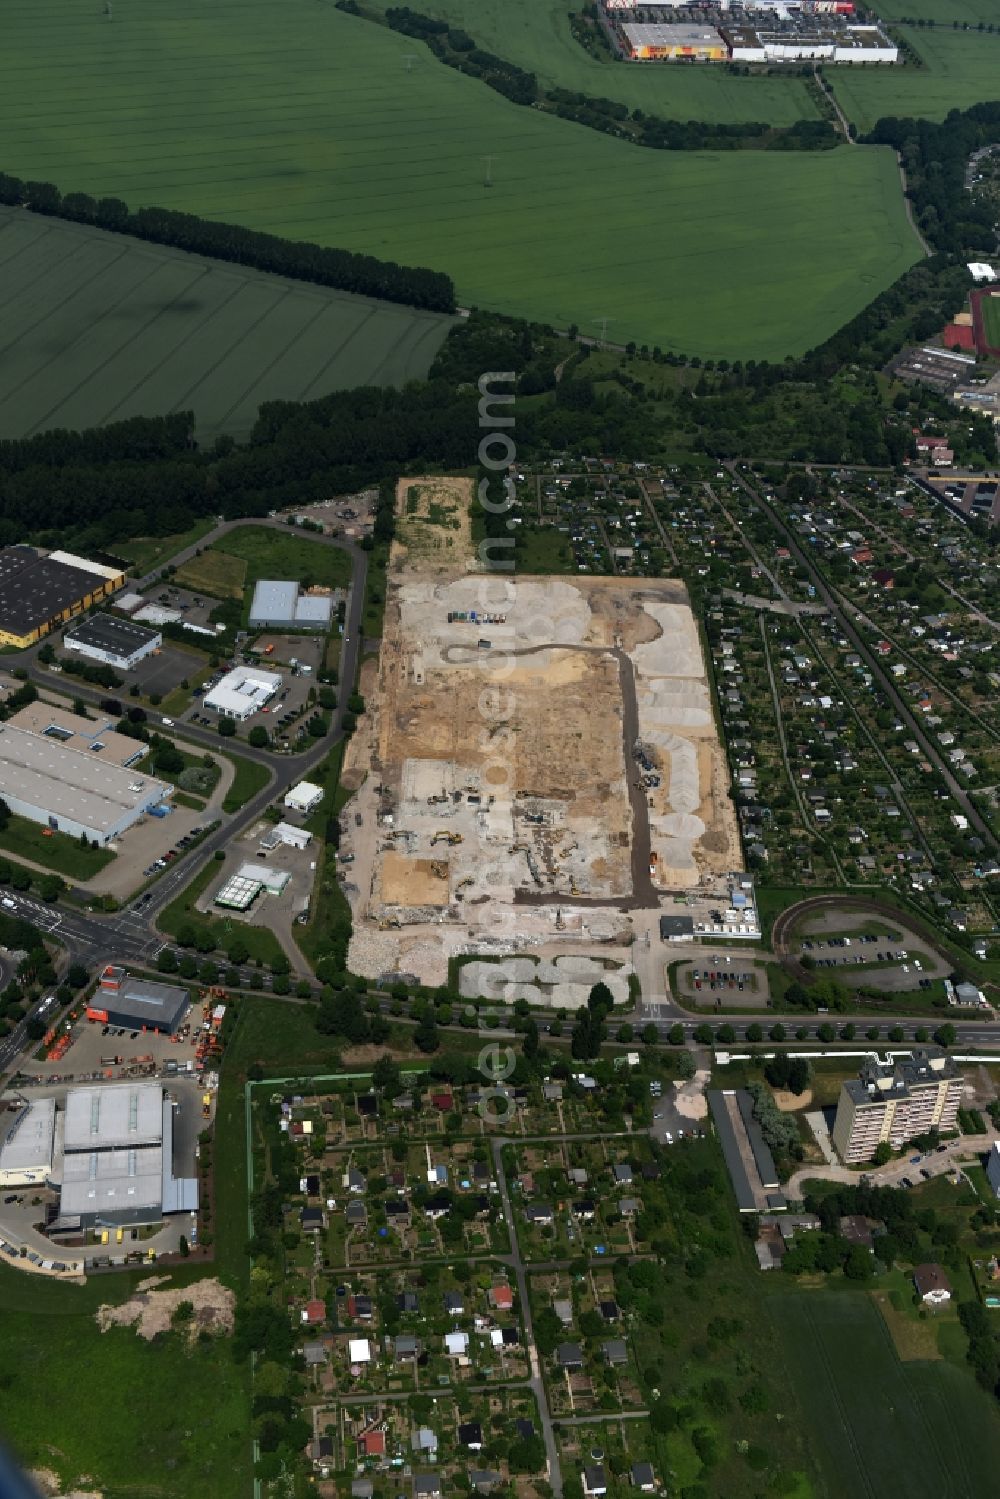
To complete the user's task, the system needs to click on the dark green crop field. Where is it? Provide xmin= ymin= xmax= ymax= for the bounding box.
xmin=771 ymin=1289 xmax=1000 ymax=1499
xmin=0 ymin=208 xmax=453 ymax=439
xmin=0 ymin=0 xmax=922 ymax=361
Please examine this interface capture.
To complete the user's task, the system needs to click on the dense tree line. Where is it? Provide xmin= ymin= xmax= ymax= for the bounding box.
xmin=384 ymin=7 xmax=538 ymax=104
xmin=0 ymin=172 xmax=454 ymax=313
xmin=373 ymin=5 xmax=836 ymax=151
xmin=0 ymin=380 xmax=481 ymax=556
xmin=866 ymin=101 xmax=1000 ymax=257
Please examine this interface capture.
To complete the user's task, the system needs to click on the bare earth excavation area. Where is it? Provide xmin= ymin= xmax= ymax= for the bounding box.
xmin=344 ymin=479 xmax=739 ymax=989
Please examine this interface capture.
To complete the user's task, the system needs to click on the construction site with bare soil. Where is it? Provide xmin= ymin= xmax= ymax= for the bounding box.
xmin=342 ymin=477 xmax=740 ymax=991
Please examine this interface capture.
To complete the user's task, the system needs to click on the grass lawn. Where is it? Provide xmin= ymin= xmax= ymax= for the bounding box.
xmin=158 ymin=657 xmax=215 ymax=717
xmin=213 ymin=526 xmax=352 ymax=595
xmin=981 ymin=293 xmax=1000 ymax=348
xmin=873 ymin=0 xmax=1000 ymax=22
xmin=0 ymin=1263 xmax=251 ymax=1499
xmin=114 ymin=520 xmax=217 ymax=575
xmin=220 ymin=751 xmax=272 ymax=814
xmin=366 ymin=0 xmax=820 ymax=125
xmin=515 ymin=524 xmax=577 ymax=575
xmin=0 ymin=0 xmax=921 ymax=361
xmin=830 ymin=28 xmax=1000 ymax=133
xmin=361 ymin=540 xmax=389 ymax=643
xmin=769 ymin=1288 xmax=1000 ymax=1499
xmin=294 ymin=743 xmax=353 ymax=970
xmin=0 ymin=816 xmax=114 ymax=880
xmin=173 ymin=549 xmax=248 ymax=601
xmin=224 ymin=992 xmax=335 ymax=1076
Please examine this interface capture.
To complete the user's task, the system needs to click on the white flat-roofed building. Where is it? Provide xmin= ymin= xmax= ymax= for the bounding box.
xmin=285 ymin=780 xmax=324 ymax=814
xmin=236 ymin=862 xmax=290 ymax=894
xmin=114 ymin=592 xmax=145 ymax=614
xmin=7 ymin=704 xmax=148 ymax=768
xmin=0 ymin=722 xmax=171 ymax=844
xmin=55 ymin=1082 xmax=198 ymax=1228
xmin=0 ymin=1097 xmax=56 ymax=1188
xmin=270 ymin=821 xmax=313 ymax=849
xmin=46 ymin=551 xmax=125 ymax=585
xmin=63 ymin=612 xmax=162 ymax=670
xmin=249 ymin=579 xmax=334 ymax=631
xmin=63 ymin=1082 xmax=164 ymax=1152
xmin=204 ymin=667 xmax=282 ymax=720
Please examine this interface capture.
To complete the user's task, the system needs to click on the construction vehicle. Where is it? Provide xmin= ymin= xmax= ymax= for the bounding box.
xmin=430 ymin=830 xmax=463 ymax=846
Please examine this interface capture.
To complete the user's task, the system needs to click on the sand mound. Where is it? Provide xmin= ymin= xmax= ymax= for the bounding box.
xmin=96 ymin=1275 xmax=234 ymax=1342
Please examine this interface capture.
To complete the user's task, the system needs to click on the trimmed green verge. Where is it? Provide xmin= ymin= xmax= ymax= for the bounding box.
xmin=0 ymin=816 xmax=114 ymax=880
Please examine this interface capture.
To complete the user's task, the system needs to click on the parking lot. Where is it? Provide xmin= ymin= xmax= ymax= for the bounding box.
xmin=127 ymin=642 xmax=210 ymax=702
xmin=138 ymin=583 xmax=224 ymax=634
xmin=799 ymin=932 xmax=947 ymax=992
xmin=183 ymin=652 xmax=321 ymax=744
xmin=19 ymin=993 xmax=207 ymax=1089
xmin=675 ymin=955 xmax=770 ymax=1009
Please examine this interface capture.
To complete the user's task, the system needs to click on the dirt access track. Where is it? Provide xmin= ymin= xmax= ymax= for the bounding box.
xmin=342 ymin=478 xmax=738 ymax=985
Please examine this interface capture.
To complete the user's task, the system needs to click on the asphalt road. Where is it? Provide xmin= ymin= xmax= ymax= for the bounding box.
xmin=0 ymin=517 xmax=368 ymax=1076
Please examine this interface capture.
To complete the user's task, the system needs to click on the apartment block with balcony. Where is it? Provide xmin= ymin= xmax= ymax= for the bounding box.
xmin=831 ymin=1050 xmax=963 ymax=1164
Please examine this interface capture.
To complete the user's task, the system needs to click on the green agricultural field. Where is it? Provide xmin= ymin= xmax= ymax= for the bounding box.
xmin=874 ymin=0 xmax=1000 ymax=23
xmin=771 ymin=1289 xmax=1000 ymax=1498
xmin=0 ymin=1264 xmax=251 ymax=1499
xmin=0 ymin=207 xmax=453 ymax=441
xmin=829 ymin=29 xmax=1000 ymax=133
xmin=0 ymin=0 xmax=921 ymax=360
xmin=366 ymin=0 xmax=820 ymax=124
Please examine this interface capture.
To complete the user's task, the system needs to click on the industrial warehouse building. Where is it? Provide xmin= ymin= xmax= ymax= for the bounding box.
xmin=0 ymin=721 xmax=171 ymax=845
xmin=85 ymin=966 xmax=189 ymax=1035
xmin=6 ymin=704 xmax=148 ymax=768
xmin=2 ymin=1083 xmax=198 ymax=1228
xmin=56 ymin=1082 xmax=198 ymax=1229
xmin=249 ymin=579 xmax=335 ymax=631
xmin=63 ymin=612 xmax=162 ymax=670
xmin=0 ymin=545 xmax=126 ymax=648
xmin=0 ymin=1097 xmax=57 ymax=1188
xmin=204 ymin=666 xmax=282 ymax=720
xmin=621 ymin=22 xmax=727 ymax=58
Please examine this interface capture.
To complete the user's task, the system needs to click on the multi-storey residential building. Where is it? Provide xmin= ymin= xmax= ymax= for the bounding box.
xmin=832 ymin=1051 xmax=963 ymax=1164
